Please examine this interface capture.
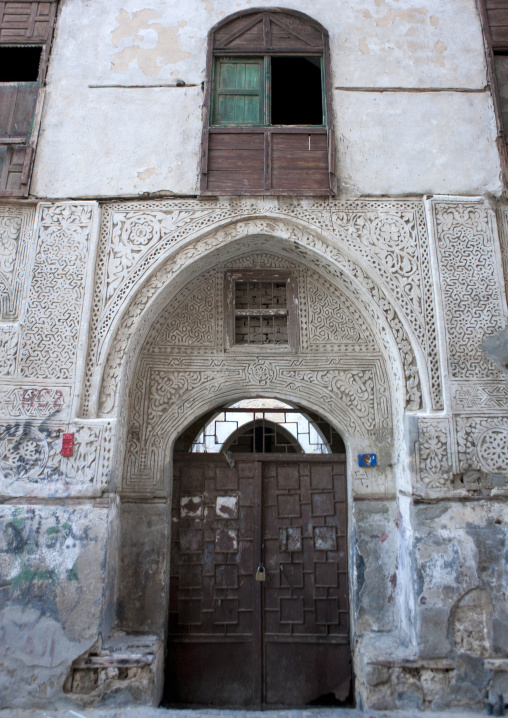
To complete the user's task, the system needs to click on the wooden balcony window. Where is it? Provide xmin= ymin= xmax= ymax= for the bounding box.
xmin=201 ymin=10 xmax=334 ymax=195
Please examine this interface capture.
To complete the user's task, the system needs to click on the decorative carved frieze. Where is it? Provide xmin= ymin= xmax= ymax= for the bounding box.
xmin=92 ymin=217 xmax=423 ymax=418
xmin=431 ymin=200 xmax=506 ymax=380
xmin=124 ymin=355 xmax=390 ymax=493
xmin=20 ymin=203 xmax=97 ymax=380
xmin=0 ymin=385 xmax=71 ymax=420
xmin=0 ymin=205 xmax=35 ymax=322
xmin=451 ymin=381 xmax=508 ymax=413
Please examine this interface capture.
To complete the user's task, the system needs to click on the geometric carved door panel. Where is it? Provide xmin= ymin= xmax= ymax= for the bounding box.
xmin=166 ymin=454 xmax=350 ymax=707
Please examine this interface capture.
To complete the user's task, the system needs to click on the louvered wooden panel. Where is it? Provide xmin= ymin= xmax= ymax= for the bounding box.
xmin=0 ymin=82 xmax=38 ymax=138
xmin=0 ymin=1 xmax=57 ymax=43
xmin=486 ymin=1 xmax=508 ymax=48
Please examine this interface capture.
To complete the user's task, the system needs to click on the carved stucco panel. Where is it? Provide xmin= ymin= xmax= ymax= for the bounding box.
xmin=432 ymin=200 xmax=506 ymax=380
xmin=0 ymin=325 xmax=19 ymax=377
xmin=416 ymin=418 xmax=454 ymax=492
xmin=0 ymin=205 xmax=35 ymax=323
xmin=451 ymin=381 xmax=508 ymax=413
xmin=20 ymin=203 xmax=97 ymax=380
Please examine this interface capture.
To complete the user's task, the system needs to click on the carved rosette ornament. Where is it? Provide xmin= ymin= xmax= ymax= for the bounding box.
xmin=456 ymin=418 xmax=508 ymax=479
xmin=476 ymin=429 xmax=508 ymax=474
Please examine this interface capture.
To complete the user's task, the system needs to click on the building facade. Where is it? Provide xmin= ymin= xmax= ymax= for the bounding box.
xmin=0 ymin=0 xmax=508 ymax=711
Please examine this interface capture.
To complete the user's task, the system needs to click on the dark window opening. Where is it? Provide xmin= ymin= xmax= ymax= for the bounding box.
xmin=224 ymin=421 xmax=302 ymax=454
xmin=0 ymin=46 xmax=43 ymax=82
xmin=271 ymin=56 xmax=323 ymax=125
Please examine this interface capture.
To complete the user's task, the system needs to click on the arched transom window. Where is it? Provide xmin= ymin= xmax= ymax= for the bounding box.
xmin=201 ymin=9 xmax=334 ymax=195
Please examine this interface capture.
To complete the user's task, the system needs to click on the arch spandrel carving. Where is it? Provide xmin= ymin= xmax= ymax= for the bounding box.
xmin=123 ymin=252 xmax=395 ymax=495
xmin=85 ymin=212 xmax=432 ymax=421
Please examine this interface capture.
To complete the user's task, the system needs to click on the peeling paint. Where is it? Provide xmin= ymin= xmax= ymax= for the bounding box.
xmin=111 ymin=9 xmax=191 ymax=77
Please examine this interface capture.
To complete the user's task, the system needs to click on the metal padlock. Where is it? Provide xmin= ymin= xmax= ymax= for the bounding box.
xmin=255 ymin=564 xmax=266 ymax=582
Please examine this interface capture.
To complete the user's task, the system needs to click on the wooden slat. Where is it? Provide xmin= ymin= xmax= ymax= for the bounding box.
xmin=486 ymin=1 xmax=508 ymax=9
xmin=486 ymin=9 xmax=508 ymax=24
xmin=271 ymin=169 xmax=329 ymax=190
xmin=272 ymin=133 xmax=327 ymax=151
xmin=209 ymin=133 xmax=264 ymax=149
xmin=272 ymin=150 xmax=328 ymax=170
xmin=264 ymin=130 xmax=270 ymax=190
xmin=208 ymin=148 xmax=264 ymax=171
xmin=207 ymin=169 xmax=264 ymax=191
xmin=491 ymin=27 xmax=508 ymax=44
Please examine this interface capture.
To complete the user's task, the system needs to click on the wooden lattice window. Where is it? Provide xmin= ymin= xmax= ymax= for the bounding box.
xmin=201 ymin=9 xmax=334 ymax=195
xmin=225 ymin=270 xmax=298 ymax=351
xmin=0 ymin=1 xmax=58 ymax=197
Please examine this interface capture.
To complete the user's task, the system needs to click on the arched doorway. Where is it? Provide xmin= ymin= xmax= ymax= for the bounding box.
xmin=164 ymin=399 xmax=350 ymax=708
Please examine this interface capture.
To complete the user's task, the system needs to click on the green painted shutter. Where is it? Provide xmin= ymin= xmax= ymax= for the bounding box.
xmin=212 ymin=58 xmax=264 ymax=125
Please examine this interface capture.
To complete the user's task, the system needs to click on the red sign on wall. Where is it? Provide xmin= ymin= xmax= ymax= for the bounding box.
xmin=61 ymin=433 xmax=74 ymax=457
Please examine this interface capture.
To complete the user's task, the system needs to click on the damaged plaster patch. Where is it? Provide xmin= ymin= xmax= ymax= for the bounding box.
xmin=359 ymin=38 xmax=371 ymax=55
xmin=356 ymin=2 xmax=447 ymax=68
xmin=137 ymin=167 xmax=156 ymax=180
xmin=111 ymin=9 xmax=191 ymax=77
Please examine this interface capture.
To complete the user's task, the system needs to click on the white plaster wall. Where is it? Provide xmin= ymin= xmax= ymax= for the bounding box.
xmin=30 ymin=0 xmax=502 ymax=198
xmin=336 ymin=91 xmax=501 ymax=196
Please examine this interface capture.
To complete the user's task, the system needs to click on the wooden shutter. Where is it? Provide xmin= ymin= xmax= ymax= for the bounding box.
xmin=484 ymin=1 xmax=508 ymax=49
xmin=212 ymin=58 xmax=264 ymax=125
xmin=0 ymin=1 xmax=56 ymax=196
xmin=202 ymin=10 xmax=334 ymax=195
xmin=0 ymin=1 xmax=57 ymax=43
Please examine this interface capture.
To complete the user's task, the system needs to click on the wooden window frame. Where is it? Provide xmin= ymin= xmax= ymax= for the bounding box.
xmin=201 ymin=9 xmax=335 ymax=196
xmin=0 ymin=1 xmax=58 ymax=198
xmin=224 ymin=270 xmax=299 ymax=353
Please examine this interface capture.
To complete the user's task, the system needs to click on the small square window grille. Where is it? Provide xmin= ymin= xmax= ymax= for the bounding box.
xmin=234 ymin=280 xmax=288 ymax=345
xmin=225 ymin=271 xmax=297 ymax=351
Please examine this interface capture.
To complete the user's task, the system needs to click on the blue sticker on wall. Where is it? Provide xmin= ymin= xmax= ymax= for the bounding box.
xmin=358 ymin=453 xmax=377 ymax=467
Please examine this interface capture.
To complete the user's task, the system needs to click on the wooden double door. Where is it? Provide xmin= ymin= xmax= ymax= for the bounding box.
xmin=166 ymin=453 xmax=350 ymax=707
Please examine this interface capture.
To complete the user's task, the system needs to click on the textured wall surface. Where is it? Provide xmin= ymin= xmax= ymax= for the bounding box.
xmin=29 ymin=0 xmax=501 ymax=198
xmin=0 ymin=193 xmax=507 ymax=709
